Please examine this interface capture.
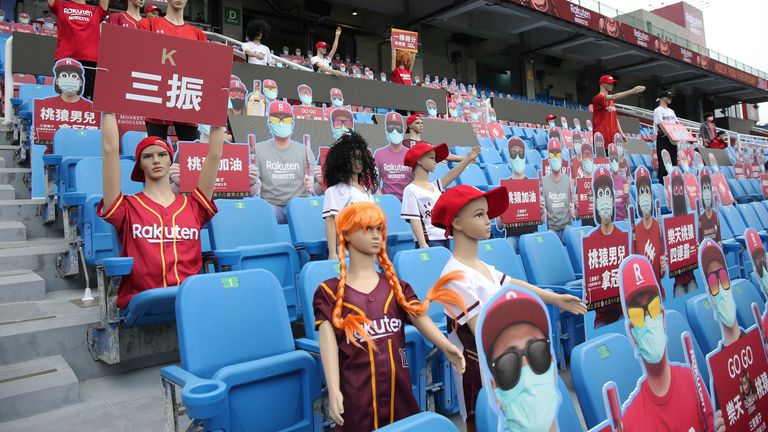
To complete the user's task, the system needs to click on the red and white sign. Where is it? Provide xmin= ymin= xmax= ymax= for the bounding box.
xmin=734 ymin=163 xmax=749 ymax=180
xmin=582 ymin=229 xmax=629 ymax=311
xmin=317 ymin=146 xmax=330 ymax=191
xmin=487 ymin=123 xmax=505 ymax=140
xmin=33 ymin=97 xmax=100 ymax=144
xmin=663 ymin=213 xmax=698 ymax=276
xmin=0 ymin=22 xmax=13 ymax=34
xmin=541 ymin=158 xmax=570 ymax=177
xmin=660 ymin=122 xmax=696 ymax=142
xmin=470 ymin=121 xmax=489 ymax=137
xmin=116 ymin=113 xmax=146 ymax=137
xmin=713 ymin=172 xmax=735 ymax=206
xmin=761 ymin=174 xmax=768 ymax=199
xmin=178 ymin=142 xmax=249 ymax=198
xmin=683 ymin=172 xmax=701 ymax=205
xmin=751 ymin=162 xmax=762 ymax=179
xmin=94 ymin=25 xmax=232 ymax=126
xmin=13 ymin=24 xmax=36 ymax=34
xmin=499 ymin=178 xmax=541 ymax=228
xmin=293 ymin=105 xmax=324 ymax=121
xmin=391 ymin=28 xmax=419 ymax=52
xmin=706 ymin=329 xmax=768 ymax=432
xmin=576 ymin=177 xmax=594 ymax=221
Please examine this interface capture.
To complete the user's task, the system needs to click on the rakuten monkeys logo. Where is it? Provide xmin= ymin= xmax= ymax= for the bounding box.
xmin=64 ymin=8 xmax=94 ymax=22
xmin=634 ymin=29 xmax=649 ymax=47
xmin=132 ymin=224 xmax=200 ymax=244
xmin=680 ymin=48 xmax=693 ymax=63
xmin=569 ymin=4 xmax=591 ymax=26
xmin=347 ymin=316 xmax=403 ymax=344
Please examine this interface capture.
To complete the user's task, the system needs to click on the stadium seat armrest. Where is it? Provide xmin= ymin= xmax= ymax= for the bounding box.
xmin=213 ymin=249 xmax=241 ymax=268
xmin=722 ymin=240 xmax=741 ymax=253
xmin=758 ymin=232 xmax=768 ymax=242
xmin=42 ymin=154 xmax=62 ymax=166
xmin=20 ymin=110 xmax=32 ymax=121
xmin=102 ymin=257 xmax=134 ymax=276
xmin=295 ymin=337 xmax=320 ymax=354
xmin=60 ymin=192 xmax=86 ymax=208
xmin=161 ymin=366 xmax=227 ymax=420
xmin=213 ymin=351 xmax=321 ymax=397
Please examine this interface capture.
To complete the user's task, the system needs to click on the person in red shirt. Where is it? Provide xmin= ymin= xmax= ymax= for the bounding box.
xmin=106 ymin=0 xmax=143 ymax=29
xmin=709 ymin=130 xmax=729 ymax=150
xmin=144 ymin=5 xmax=161 ymax=18
xmin=390 ymin=48 xmax=413 ymax=85
xmin=592 ymin=74 xmax=645 ymax=152
xmin=97 ymin=111 xmax=223 ymax=309
xmin=48 ymin=0 xmax=108 ymax=101
xmin=618 ymin=255 xmax=724 ymax=432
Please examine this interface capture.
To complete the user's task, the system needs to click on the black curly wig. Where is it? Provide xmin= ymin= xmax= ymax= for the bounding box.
xmin=324 ymin=131 xmax=378 ymax=193
xmin=246 ymin=18 xmax=270 ymax=42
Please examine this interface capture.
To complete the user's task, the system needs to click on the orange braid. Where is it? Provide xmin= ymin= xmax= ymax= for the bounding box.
xmin=331 ymin=232 xmax=375 ymax=351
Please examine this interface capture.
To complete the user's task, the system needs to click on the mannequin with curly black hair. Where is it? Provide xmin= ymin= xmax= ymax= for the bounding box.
xmin=322 ymin=132 xmax=378 ymax=259
xmin=243 ymin=18 xmax=272 ymax=65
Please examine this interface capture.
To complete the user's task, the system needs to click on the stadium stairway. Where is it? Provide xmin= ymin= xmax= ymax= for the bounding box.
xmin=0 ymin=134 xmax=172 ymax=429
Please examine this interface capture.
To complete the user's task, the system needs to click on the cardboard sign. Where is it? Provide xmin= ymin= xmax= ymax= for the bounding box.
xmin=582 ymin=228 xmax=629 ymax=311
xmin=94 ymin=25 xmax=233 ymax=126
xmin=576 ymin=177 xmax=594 ymax=221
xmin=391 ymin=28 xmax=418 ymax=52
xmin=660 ymin=122 xmax=696 ymax=142
xmin=499 ymin=178 xmax=541 ymax=227
xmin=470 ymin=121 xmax=489 ymax=137
xmin=116 ymin=113 xmax=146 ymax=137
xmin=663 ymin=213 xmax=698 ymax=276
xmin=178 ymin=142 xmax=249 ymax=198
xmin=734 ymin=162 xmax=748 ymax=180
xmin=751 ymin=162 xmax=762 ymax=179
xmin=33 ymin=97 xmax=100 ymax=144
xmin=683 ymin=172 xmax=701 ymax=205
xmin=487 ymin=122 xmax=505 ymax=140
xmin=541 ymin=158 xmax=570 ymax=177
xmin=0 ymin=22 xmax=12 ymax=34
xmin=761 ymin=174 xmax=768 ymax=199
xmin=706 ymin=329 xmax=768 ymax=432
xmin=293 ymin=105 xmax=324 ymax=121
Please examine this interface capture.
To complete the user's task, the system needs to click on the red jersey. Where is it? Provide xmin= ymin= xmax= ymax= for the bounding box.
xmin=313 ymin=275 xmax=420 ymax=431
xmin=633 ymin=218 xmax=663 ymax=288
xmin=391 ymin=67 xmax=412 ymax=85
xmin=49 ymin=0 xmax=108 ymax=62
xmin=622 ymin=365 xmax=714 ymax=432
xmin=107 ymin=11 xmax=141 ymax=29
xmin=137 ymin=17 xmax=207 ymax=126
xmin=698 ymin=210 xmax=720 ymax=243
xmin=709 ymin=138 xmax=728 ymax=149
xmin=592 ymin=93 xmax=619 ymax=148
xmin=97 ymin=188 xmax=217 ymax=308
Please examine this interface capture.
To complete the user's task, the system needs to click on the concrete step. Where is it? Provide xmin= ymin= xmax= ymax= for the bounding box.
xmin=0 ymin=156 xmax=6 ymax=169
xmin=0 ymin=291 xmax=177 ymax=381
xmin=0 ymin=168 xmax=30 ymax=197
xmin=0 ymin=237 xmax=90 ymax=292
xmin=0 ymin=199 xmax=62 ymax=239
xmin=0 ymin=355 xmax=80 ymax=422
xmin=0 ymin=145 xmax=18 ymax=165
xmin=0 ymin=271 xmax=45 ymax=303
xmin=0 ymin=221 xmax=26 ymax=242
xmin=0 ymin=184 xmax=16 ymax=200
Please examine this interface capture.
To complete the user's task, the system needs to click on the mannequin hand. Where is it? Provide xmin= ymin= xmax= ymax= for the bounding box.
xmin=224 ymin=133 xmax=233 ymax=142
xmin=660 ymin=256 xmax=668 ymax=276
xmin=248 ymin=167 xmax=258 ymax=185
xmin=333 ymin=70 xmax=346 ymax=77
xmin=335 ymin=26 xmax=342 ymax=37
xmin=634 ymin=85 xmax=646 ymax=93
xmin=329 ymin=389 xmax=344 ymax=426
xmin=254 ymin=52 xmax=265 ymax=60
xmin=304 ymin=175 xmax=313 ymax=193
xmin=467 ymin=145 xmax=481 ymax=161
xmin=168 ymin=163 xmax=180 ymax=185
xmin=715 ymin=410 xmax=725 ymax=432
xmin=314 ymin=165 xmax=323 ymax=183
xmin=556 ymin=294 xmax=587 ymax=315
xmin=442 ymin=343 xmax=466 ymax=374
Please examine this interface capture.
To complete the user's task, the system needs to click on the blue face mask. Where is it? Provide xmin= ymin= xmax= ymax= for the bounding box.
xmin=639 ymin=193 xmax=652 ymax=216
xmin=549 ymin=156 xmax=562 ymax=173
xmin=427 ymin=107 xmax=437 ymax=118
xmin=471 ymin=113 xmax=479 ymax=121
xmin=712 ymin=285 xmax=737 ymax=328
xmin=449 ymin=109 xmax=458 ymax=118
xmin=268 ymin=121 xmax=293 ymax=139
xmin=702 ymin=187 xmax=712 ymax=208
xmin=548 ymin=121 xmax=556 ymax=128
xmin=664 ymin=162 xmax=673 ymax=173
xmin=386 ymin=129 xmax=403 ymax=145
xmin=494 ymin=362 xmax=560 ymax=432
xmin=631 ymin=313 xmax=667 ymax=364
xmin=58 ymin=77 xmax=81 ymax=95
xmin=511 ymin=156 xmax=525 ymax=174
xmin=299 ymin=94 xmax=313 ymax=105
xmin=680 ymin=162 xmax=689 ymax=172
xmin=264 ymin=90 xmax=277 ymax=100
xmin=331 ymin=97 xmax=343 ymax=107
xmin=490 ymin=114 xmax=497 ymax=122
xmin=332 ymin=126 xmax=349 ymax=140
xmin=610 ymin=160 xmax=619 ymax=173
xmin=583 ymin=159 xmax=594 ymax=174
xmin=596 ymin=191 xmax=613 ymax=222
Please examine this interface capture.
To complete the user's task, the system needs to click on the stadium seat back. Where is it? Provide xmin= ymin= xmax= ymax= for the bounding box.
xmin=23 ymin=84 xmax=56 ymax=110
xmin=719 ymin=205 xmax=748 ymax=236
xmin=571 ymin=332 xmax=642 ymax=428
xmin=526 ymin=148 xmax=543 ymax=167
xmin=373 ymin=194 xmax=415 ymax=255
xmin=298 ymin=259 xmax=342 ymax=340
xmin=480 ymin=147 xmax=503 ymax=165
xmin=120 ymin=131 xmax=148 ymax=159
xmin=651 ymin=183 xmax=668 ymax=212
xmin=457 ymin=164 xmax=489 ymax=189
xmin=353 ymin=112 xmax=374 ymax=124
xmin=210 ymin=198 xmax=281 ymax=248
xmin=377 ymin=412 xmax=457 ymax=431
xmin=393 ymin=247 xmax=451 ymax=323
xmin=53 ymin=129 xmax=103 ymax=194
xmin=519 ymin=231 xmax=576 ymax=285
xmin=452 ymin=146 xmax=471 ymax=157
xmin=564 ymin=225 xmax=592 ymax=277
xmin=750 ymin=202 xmax=768 ymax=228
xmin=429 ymin=163 xmax=450 ymax=183
xmin=523 ymin=164 xmax=539 ymax=179
xmin=664 ymin=309 xmax=709 ymax=385
xmin=685 ymin=294 xmax=723 ymax=354
xmin=286 ymin=196 xmax=327 ymax=256
xmin=737 ymin=204 xmax=764 ymax=230
xmin=485 ymin=163 xmax=511 ymax=186
xmin=732 ymin=279 xmax=765 ymax=328
xmin=478 ymin=238 xmax=526 ymax=279
xmin=727 ymin=178 xmax=747 ymax=200
xmin=739 ymin=178 xmax=758 ymax=196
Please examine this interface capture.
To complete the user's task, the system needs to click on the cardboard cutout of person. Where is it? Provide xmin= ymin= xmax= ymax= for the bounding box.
xmin=489 ymin=107 xmax=497 ymax=123
xmin=476 ymin=286 xmax=562 ymax=432
xmin=329 ymin=107 xmax=354 ymax=141
xmin=426 ymin=99 xmax=438 ymax=118
xmin=330 ymin=87 xmax=344 ymax=107
xmin=698 ymin=168 xmax=721 ymax=244
xmin=665 ymin=167 xmax=699 ymax=298
xmin=630 ymin=166 xmax=667 ymax=294
xmin=228 ymin=79 xmax=247 ymax=116
xmin=746 ymin=228 xmax=768 ymax=300
xmin=262 ymin=79 xmax=278 ymax=104
xmin=541 ymin=138 xmax=573 ymax=238
xmin=297 ymin=83 xmax=313 ymax=106
xmin=593 ymin=132 xmax=606 ymax=158
xmin=609 ymin=143 xmax=629 ymax=221
xmin=373 ymin=111 xmax=412 ymax=200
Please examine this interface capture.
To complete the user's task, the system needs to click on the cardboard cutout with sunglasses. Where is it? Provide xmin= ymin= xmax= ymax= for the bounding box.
xmin=476 ymin=286 xmax=562 ymax=432
xmin=328 ymin=107 xmax=354 ymax=142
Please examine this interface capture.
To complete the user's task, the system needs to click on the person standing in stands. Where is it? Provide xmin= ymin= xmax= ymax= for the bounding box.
xmin=374 ymin=112 xmax=412 ymax=200
xmin=242 ymin=18 xmax=272 ymax=66
xmin=106 ymin=0 xmax=143 ymax=28
xmin=312 ymin=27 xmax=345 ymax=77
xmin=653 ymin=90 xmax=678 ymax=181
xmin=390 ymin=48 xmax=414 ymax=85
xmin=137 ymin=0 xmax=206 ymax=142
xmin=541 ymin=139 xmax=573 ymax=241
xmin=699 ymin=112 xmax=717 ymax=147
xmin=323 ymin=132 xmax=377 ymax=260
xmin=401 ymin=143 xmax=479 ymax=249
xmin=97 ymin=112 xmax=222 ymax=309
xmin=48 ymin=0 xmax=108 ymax=101
xmin=592 ymin=74 xmax=645 ymax=151
xmin=144 ymin=5 xmax=161 ymax=18
xmin=403 ymin=114 xmax=463 ymax=162
xmin=431 ymin=185 xmax=586 ymax=430
xmin=709 ymin=130 xmax=729 ymax=150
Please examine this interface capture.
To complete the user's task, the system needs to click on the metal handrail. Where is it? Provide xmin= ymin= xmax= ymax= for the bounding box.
xmin=3 ymin=36 xmax=13 ymax=126
xmin=203 ymin=31 xmax=312 ymax=72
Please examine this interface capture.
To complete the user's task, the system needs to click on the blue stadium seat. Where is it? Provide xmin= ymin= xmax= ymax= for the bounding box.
xmin=719 ymin=205 xmax=753 ymax=277
xmin=451 ymin=146 xmax=470 ymax=157
xmin=477 ymin=136 xmax=493 ymax=148
xmin=286 ymin=196 xmax=327 ymax=257
xmin=42 ymin=129 xmax=103 ymax=209
xmin=523 ymin=164 xmax=539 ymax=179
xmin=686 ymin=293 xmax=723 ymax=354
xmin=429 ymin=163 xmax=450 ymax=183
xmin=532 ymin=134 xmax=548 ymax=151
xmin=19 ymin=84 xmax=56 ymax=114
xmin=502 ymin=125 xmax=513 ymax=137
xmin=718 ymin=217 xmax=749 ymax=280
xmin=518 ymin=231 xmax=582 ymax=291
xmin=732 ymin=279 xmax=765 ymax=328
xmin=664 ymin=310 xmax=709 ymax=385
xmin=373 ymin=194 xmax=415 ymax=256
xmin=571 ymin=332 xmax=643 ymax=428
xmin=651 ymin=183 xmax=670 ymax=214
xmin=563 ymin=225 xmax=592 ymax=278
xmin=457 ymin=164 xmax=489 ymax=191
xmin=750 ymin=201 xmax=768 ymax=228
xmin=721 ymin=166 xmax=734 ymax=179
xmin=478 ymin=238 xmax=526 ymax=280
xmin=209 ymin=198 xmax=302 ymax=320
xmin=377 ymin=412 xmax=457 ymax=431
xmin=120 ymin=131 xmax=148 ymax=160
xmin=737 ymin=203 xmax=767 ymax=233
xmin=739 ymin=178 xmax=761 ymax=200
xmin=160 ymin=269 xmax=321 ymax=432
xmin=353 ymin=112 xmax=374 ymax=124
xmin=479 ymin=147 xmax=503 ymax=165
xmin=485 ymin=163 xmax=511 ymax=186
xmin=727 ymin=178 xmax=750 ymax=203
xmin=526 ymin=148 xmax=543 ymax=168
xmin=748 ymin=179 xmax=763 ymax=199
xmin=640 ymin=154 xmax=652 ymax=171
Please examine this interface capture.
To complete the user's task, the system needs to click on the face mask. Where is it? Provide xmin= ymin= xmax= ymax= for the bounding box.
xmin=703 ymin=188 xmax=712 ymax=208
xmin=449 ymin=109 xmax=458 ymax=118
xmin=548 ymin=121 xmax=556 ymax=128
xmin=58 ymin=77 xmax=80 ymax=95
xmin=494 ymin=363 xmax=560 ymax=432
xmin=427 ymin=107 xmax=437 ymax=118
xmin=340 ymin=66 xmax=346 ymax=73
xmin=549 ymin=156 xmax=562 ymax=173
xmin=490 ymin=114 xmax=497 ymax=122
xmin=386 ymin=129 xmax=403 ymax=145
xmin=268 ymin=121 xmax=293 ymax=139
xmin=332 ymin=98 xmax=343 ymax=107
xmin=631 ymin=313 xmax=667 ymax=364
xmin=610 ymin=160 xmax=619 ymax=173
xmin=511 ymin=156 xmax=525 ymax=174
xmin=264 ymin=90 xmax=277 ymax=100
xmin=470 ymin=113 xmax=479 ymax=121
xmin=332 ymin=126 xmax=348 ymax=140
xmin=664 ymin=162 xmax=673 ymax=173
xmin=680 ymin=162 xmax=689 ymax=172
xmin=639 ymin=193 xmax=652 ymax=216
xmin=230 ymin=99 xmax=244 ymax=111
xmin=299 ymin=95 xmax=312 ymax=105
xmin=19 ymin=17 xmax=29 ymax=25
xmin=597 ymin=193 xmax=613 ymax=221
xmin=283 ymin=47 xmax=289 ymax=55
xmin=712 ymin=286 xmax=737 ymax=328
xmin=583 ymin=159 xmax=594 ymax=174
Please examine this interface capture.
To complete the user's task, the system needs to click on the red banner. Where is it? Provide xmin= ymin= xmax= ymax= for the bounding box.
xmin=33 ymin=96 xmax=100 ymax=144
xmin=178 ymin=142 xmax=249 ymax=198
xmin=660 ymin=123 xmax=696 ymax=142
xmin=293 ymin=105 xmax=324 ymax=121
xmin=663 ymin=213 xmax=698 ymax=276
xmin=576 ymin=177 xmax=593 ymax=221
xmin=94 ymin=25 xmax=232 ymax=126
xmin=541 ymin=158 xmax=570 ymax=177
xmin=762 ymin=174 xmax=768 ymax=199
xmin=734 ymin=163 xmax=749 ymax=180
xmin=751 ymin=163 xmax=762 ymax=179
xmin=0 ymin=22 xmax=12 ymax=34
xmin=706 ymin=329 xmax=768 ymax=432
xmin=487 ymin=123 xmax=505 ymax=140
xmin=713 ymin=172 xmax=735 ymax=206
xmin=683 ymin=172 xmax=701 ymax=205
xmin=499 ymin=178 xmax=541 ymax=227
xmin=391 ymin=28 xmax=419 ymax=52
xmin=582 ymin=228 xmax=629 ymax=311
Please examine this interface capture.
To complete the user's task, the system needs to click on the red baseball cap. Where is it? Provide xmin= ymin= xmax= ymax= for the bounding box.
xmin=385 ymin=112 xmax=403 ymax=125
xmin=131 ymin=136 xmax=174 ymax=182
xmin=545 ymin=114 xmax=557 ymax=122
xmin=268 ymin=101 xmax=293 ymax=117
xmin=507 ymin=137 xmax=525 ymax=151
xmin=620 ymin=255 xmax=660 ymax=304
xmin=330 ymin=87 xmax=343 ymax=98
xmin=315 ymin=41 xmax=328 ymax=49
xmin=599 ymin=74 xmax=618 ymax=84
xmin=263 ymin=79 xmax=277 ymax=90
xmin=404 ymin=142 xmax=449 ymax=168
xmin=229 ymin=79 xmax=246 ymax=92
xmin=54 ymin=58 xmax=82 ymax=74
xmin=144 ymin=5 xmax=160 ymax=14
xmin=481 ymin=287 xmax=550 ymax=363
xmin=547 ymin=138 xmax=561 ymax=154
xmin=581 ymin=142 xmax=594 ymax=157
xmin=594 ymin=165 xmax=611 ymax=184
xmin=297 ymin=84 xmax=311 ymax=95
xmin=406 ymin=114 xmax=422 ymax=128
xmin=635 ymin=166 xmax=650 ymax=181
xmin=432 ymin=185 xmax=509 ymax=237
xmin=699 ymin=239 xmax=726 ymax=276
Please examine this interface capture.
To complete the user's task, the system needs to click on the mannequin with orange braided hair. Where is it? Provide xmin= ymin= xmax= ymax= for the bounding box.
xmin=313 ymin=202 xmax=466 ymax=431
